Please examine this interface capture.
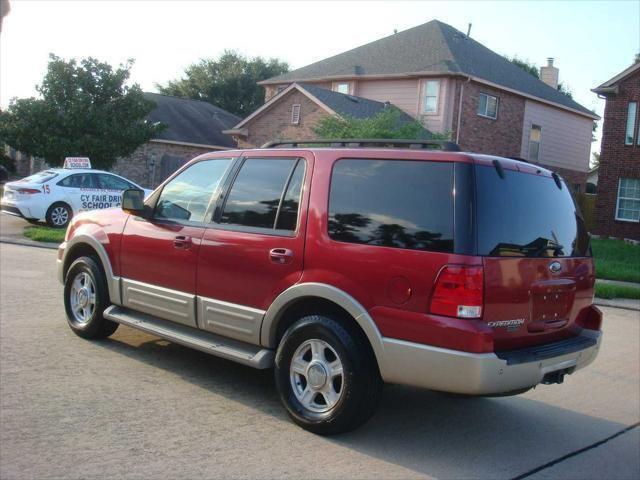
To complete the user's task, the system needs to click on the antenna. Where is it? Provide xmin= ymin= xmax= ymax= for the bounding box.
xmin=467 ymin=23 xmax=472 ymax=37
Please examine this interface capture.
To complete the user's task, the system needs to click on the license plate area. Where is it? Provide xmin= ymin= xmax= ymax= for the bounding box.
xmin=529 ymin=291 xmax=573 ymax=332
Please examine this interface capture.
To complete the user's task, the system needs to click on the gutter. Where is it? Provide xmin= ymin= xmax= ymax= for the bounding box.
xmin=455 ymin=76 xmax=471 ymax=145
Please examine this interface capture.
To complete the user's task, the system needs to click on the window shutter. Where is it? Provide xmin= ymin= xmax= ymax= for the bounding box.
xmin=291 ymin=104 xmax=301 ymax=125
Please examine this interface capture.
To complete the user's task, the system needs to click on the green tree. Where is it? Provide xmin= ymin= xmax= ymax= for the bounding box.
xmin=157 ymin=50 xmax=289 ymax=117
xmin=0 ymin=54 xmax=162 ymax=170
xmin=505 ymin=56 xmax=540 ymax=78
xmin=314 ymin=108 xmax=438 ymax=140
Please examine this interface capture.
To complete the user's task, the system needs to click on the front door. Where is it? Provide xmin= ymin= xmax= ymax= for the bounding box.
xmin=120 ymin=157 xmax=233 ymax=327
xmin=196 ymin=152 xmax=312 ymax=344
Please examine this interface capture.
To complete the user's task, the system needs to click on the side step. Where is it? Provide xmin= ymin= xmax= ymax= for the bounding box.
xmin=104 ymin=305 xmax=274 ymax=369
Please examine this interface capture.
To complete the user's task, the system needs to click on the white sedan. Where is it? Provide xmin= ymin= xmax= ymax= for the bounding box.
xmin=1 ymin=168 xmax=151 ymax=228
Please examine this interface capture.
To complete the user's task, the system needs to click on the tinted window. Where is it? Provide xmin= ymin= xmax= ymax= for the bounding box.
xmin=97 ymin=174 xmax=132 ymax=190
xmin=329 ymin=159 xmax=454 ymax=252
xmin=58 ymin=173 xmax=97 ymax=189
xmin=155 ymin=159 xmax=231 ymax=223
xmin=276 ymin=160 xmax=305 ymax=231
xmin=476 ymin=165 xmax=590 ymax=257
xmin=220 ymin=158 xmax=298 ymax=229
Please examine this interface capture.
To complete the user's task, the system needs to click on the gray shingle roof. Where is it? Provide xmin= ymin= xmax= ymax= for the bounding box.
xmin=264 ymin=20 xmax=594 ymax=117
xmin=144 ymin=92 xmax=241 ymax=148
xmin=299 ymin=83 xmax=418 ymax=122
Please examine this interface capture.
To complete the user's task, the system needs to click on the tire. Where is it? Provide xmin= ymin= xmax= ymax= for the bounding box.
xmin=46 ymin=202 xmax=72 ymax=228
xmin=275 ymin=315 xmax=382 ymax=435
xmin=63 ymin=256 xmax=118 ymax=339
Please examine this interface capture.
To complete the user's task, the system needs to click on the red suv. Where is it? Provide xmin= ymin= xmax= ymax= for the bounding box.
xmin=58 ymin=140 xmax=602 ymax=435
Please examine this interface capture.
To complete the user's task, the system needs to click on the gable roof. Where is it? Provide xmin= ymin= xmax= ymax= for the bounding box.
xmin=261 ymin=20 xmax=597 ymax=119
xmin=592 ymin=61 xmax=640 ymax=95
xmin=228 ymin=83 xmax=427 ymax=135
xmin=144 ymin=92 xmax=241 ymax=149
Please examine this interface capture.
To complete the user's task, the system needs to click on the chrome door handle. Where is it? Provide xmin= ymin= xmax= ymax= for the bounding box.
xmin=269 ymin=248 xmax=294 ymax=264
xmin=174 ymin=235 xmax=192 ymax=249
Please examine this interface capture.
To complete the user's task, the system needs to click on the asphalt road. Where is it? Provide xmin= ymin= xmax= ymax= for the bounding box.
xmin=0 ymin=243 xmax=638 ymax=480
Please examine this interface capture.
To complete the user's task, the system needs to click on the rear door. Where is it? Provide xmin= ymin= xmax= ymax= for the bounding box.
xmin=196 ymin=152 xmax=312 ymax=344
xmin=56 ymin=172 xmax=99 ymax=214
xmin=475 ymin=163 xmax=594 ymax=351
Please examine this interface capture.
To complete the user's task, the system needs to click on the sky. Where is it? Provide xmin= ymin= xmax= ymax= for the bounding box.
xmin=1 ymin=0 xmax=639 ymax=157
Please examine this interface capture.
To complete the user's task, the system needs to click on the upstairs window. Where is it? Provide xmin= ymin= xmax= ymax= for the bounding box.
xmin=423 ymin=80 xmax=440 ymax=113
xmin=478 ymin=93 xmax=498 ymax=119
xmin=625 ymin=102 xmax=637 ymax=145
xmin=616 ymin=178 xmax=640 ymax=222
xmin=333 ymin=82 xmax=350 ymax=94
xmin=528 ymin=124 xmax=542 ymax=161
xmin=291 ymin=104 xmax=301 ymax=125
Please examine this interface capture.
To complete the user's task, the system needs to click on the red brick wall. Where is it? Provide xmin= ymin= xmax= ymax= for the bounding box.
xmin=452 ymin=80 xmax=525 ymax=158
xmin=594 ymin=70 xmax=640 ymax=240
xmin=236 ymin=89 xmax=330 ymax=148
xmin=111 ymin=142 xmax=214 ymax=188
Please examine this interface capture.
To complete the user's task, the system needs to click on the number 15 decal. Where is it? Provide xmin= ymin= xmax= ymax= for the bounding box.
xmin=43 ymin=185 xmax=50 ymax=194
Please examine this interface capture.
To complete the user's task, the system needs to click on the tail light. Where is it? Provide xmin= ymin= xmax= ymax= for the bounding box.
xmin=429 ymin=265 xmax=484 ymax=319
xmin=16 ymin=188 xmax=41 ymax=194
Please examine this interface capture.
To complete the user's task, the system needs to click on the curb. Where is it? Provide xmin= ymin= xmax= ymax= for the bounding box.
xmin=0 ymin=238 xmax=59 ymax=250
xmin=594 ymin=298 xmax=640 ymax=312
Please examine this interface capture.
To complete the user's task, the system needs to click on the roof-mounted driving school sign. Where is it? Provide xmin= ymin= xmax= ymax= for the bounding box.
xmin=63 ymin=157 xmax=91 ymax=169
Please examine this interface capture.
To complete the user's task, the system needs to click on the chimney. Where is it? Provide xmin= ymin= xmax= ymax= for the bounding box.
xmin=540 ymin=57 xmax=559 ymax=90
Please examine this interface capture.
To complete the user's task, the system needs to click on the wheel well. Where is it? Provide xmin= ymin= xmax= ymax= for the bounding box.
xmin=63 ymin=243 xmax=102 ymax=280
xmin=273 ymin=296 xmax=379 ymax=370
xmin=47 ymin=201 xmax=72 ymax=214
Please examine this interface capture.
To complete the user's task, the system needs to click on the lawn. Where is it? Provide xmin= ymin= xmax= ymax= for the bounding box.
xmin=595 ymin=282 xmax=640 ymax=300
xmin=591 ymin=238 xmax=640 ymax=283
xmin=23 ymin=225 xmax=66 ymax=244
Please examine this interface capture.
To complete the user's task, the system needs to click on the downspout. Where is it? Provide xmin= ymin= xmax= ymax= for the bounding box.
xmin=456 ymin=76 xmax=471 ymax=145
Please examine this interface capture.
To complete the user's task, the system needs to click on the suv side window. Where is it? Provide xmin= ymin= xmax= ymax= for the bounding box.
xmin=155 ymin=159 xmax=232 ymax=223
xmin=97 ymin=173 xmax=132 ymax=190
xmin=58 ymin=173 xmax=97 ymax=189
xmin=219 ymin=158 xmax=303 ymax=232
xmin=328 ymin=159 xmax=454 ymax=252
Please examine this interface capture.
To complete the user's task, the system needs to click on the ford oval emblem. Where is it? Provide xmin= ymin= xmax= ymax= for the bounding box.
xmin=549 ymin=261 xmax=562 ymax=274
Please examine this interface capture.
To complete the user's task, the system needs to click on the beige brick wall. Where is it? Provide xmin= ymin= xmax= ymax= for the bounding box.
xmin=237 ymin=90 xmax=330 ymax=148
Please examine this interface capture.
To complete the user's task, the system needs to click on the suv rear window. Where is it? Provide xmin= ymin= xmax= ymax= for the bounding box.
xmin=476 ymin=165 xmax=590 ymax=257
xmin=328 ymin=159 xmax=454 ymax=253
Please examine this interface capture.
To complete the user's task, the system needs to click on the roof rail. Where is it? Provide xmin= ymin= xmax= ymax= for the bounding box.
xmin=260 ymin=139 xmax=461 ymax=151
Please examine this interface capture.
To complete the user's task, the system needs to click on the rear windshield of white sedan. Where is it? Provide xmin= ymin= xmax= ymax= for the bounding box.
xmin=19 ymin=170 xmax=58 ymax=184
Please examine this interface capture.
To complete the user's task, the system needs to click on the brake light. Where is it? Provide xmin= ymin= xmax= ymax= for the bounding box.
xmin=429 ymin=265 xmax=484 ymax=319
xmin=16 ymin=188 xmax=41 ymax=194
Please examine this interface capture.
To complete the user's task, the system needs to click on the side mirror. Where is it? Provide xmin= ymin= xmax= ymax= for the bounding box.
xmin=122 ymin=188 xmax=146 ymax=216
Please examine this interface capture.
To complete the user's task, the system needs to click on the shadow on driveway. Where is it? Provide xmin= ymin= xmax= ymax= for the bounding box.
xmin=96 ymin=326 xmax=630 ymax=479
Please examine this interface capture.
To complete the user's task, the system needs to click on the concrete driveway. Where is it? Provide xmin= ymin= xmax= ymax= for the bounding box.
xmin=0 ymin=243 xmax=638 ymax=479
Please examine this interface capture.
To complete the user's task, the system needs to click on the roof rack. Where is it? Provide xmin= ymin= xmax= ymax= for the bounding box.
xmin=261 ymin=139 xmax=461 ymax=151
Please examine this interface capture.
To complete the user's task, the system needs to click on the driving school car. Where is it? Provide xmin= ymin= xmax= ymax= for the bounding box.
xmin=1 ymin=158 xmax=151 ymax=228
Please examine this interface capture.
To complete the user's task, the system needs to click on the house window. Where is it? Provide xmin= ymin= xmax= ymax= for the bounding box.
xmin=528 ymin=125 xmax=542 ymax=161
xmin=478 ymin=93 xmax=498 ymax=119
xmin=333 ymin=82 xmax=350 ymax=94
xmin=423 ymin=80 xmax=440 ymax=113
xmin=626 ymin=102 xmax=637 ymax=145
xmin=276 ymin=86 xmax=287 ymax=94
xmin=615 ymin=178 xmax=640 ymax=222
xmin=291 ymin=104 xmax=301 ymax=125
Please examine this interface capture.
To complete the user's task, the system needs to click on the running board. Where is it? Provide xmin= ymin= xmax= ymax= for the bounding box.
xmin=104 ymin=305 xmax=274 ymax=369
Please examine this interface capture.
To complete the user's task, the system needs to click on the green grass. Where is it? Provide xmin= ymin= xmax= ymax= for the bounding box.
xmin=595 ymin=283 xmax=640 ymax=300
xmin=23 ymin=225 xmax=66 ymax=243
xmin=591 ymin=238 xmax=640 ymax=283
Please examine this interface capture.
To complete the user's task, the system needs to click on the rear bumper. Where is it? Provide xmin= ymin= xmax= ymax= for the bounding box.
xmin=380 ymin=328 xmax=602 ymax=395
xmin=1 ymin=201 xmax=41 ymax=221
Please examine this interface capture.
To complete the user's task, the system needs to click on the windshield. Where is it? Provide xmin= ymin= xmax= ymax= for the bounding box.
xmin=18 ymin=170 xmax=58 ymax=184
xmin=476 ymin=165 xmax=590 ymax=257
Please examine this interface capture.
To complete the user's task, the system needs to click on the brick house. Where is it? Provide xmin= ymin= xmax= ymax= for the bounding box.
xmin=224 ymin=83 xmax=423 ymax=148
xmin=232 ymin=20 xmax=598 ymax=190
xmin=111 ymin=93 xmax=239 ymax=188
xmin=8 ymin=93 xmax=239 ymax=188
xmin=592 ymin=62 xmax=640 ymax=240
